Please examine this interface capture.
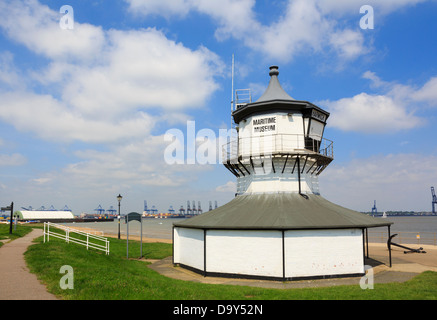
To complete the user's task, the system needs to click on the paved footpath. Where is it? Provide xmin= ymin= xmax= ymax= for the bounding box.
xmin=0 ymin=229 xmax=58 ymax=300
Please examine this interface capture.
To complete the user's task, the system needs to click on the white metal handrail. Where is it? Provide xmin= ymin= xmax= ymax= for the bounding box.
xmin=222 ymin=134 xmax=334 ymax=162
xmin=43 ymin=222 xmax=110 ymax=255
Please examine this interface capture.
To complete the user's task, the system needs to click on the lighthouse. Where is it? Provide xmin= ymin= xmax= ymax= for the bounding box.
xmin=173 ymin=66 xmax=392 ymax=281
xmin=223 ymin=65 xmax=332 ymax=197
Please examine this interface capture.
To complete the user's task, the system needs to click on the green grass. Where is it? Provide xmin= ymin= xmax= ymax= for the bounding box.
xmin=21 ymin=227 xmax=437 ymax=300
xmin=0 ymin=223 xmax=34 ymax=247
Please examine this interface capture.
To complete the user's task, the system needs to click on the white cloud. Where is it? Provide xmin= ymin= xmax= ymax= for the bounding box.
xmin=0 ymin=0 xmax=224 ymax=144
xmin=329 ymin=29 xmax=366 ymax=60
xmin=0 ymin=153 xmax=27 ymax=166
xmin=124 ymin=0 xmax=432 ymax=63
xmin=23 ymin=136 xmax=215 ymax=209
xmin=0 ymin=0 xmax=104 ymax=62
xmin=321 ymin=71 xmax=437 ymax=133
xmin=124 ymin=0 xmax=369 ymax=62
xmin=317 ymin=0 xmax=428 ymax=16
xmin=319 ymin=153 xmax=437 ymax=211
xmin=215 ymin=181 xmax=236 ymax=193
xmin=324 ymin=92 xmax=423 ymax=133
xmin=127 ymin=0 xmax=193 ymax=18
xmin=411 ymin=77 xmax=437 ymax=105
xmin=0 ymin=91 xmax=156 ymax=143
xmin=0 ymin=52 xmax=23 ymax=89
xmin=0 ymin=0 xmax=228 ymax=214
xmin=62 ymin=29 xmax=223 ymax=118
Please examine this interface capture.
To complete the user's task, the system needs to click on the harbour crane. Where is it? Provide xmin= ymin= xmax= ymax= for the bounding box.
xmin=144 ymin=200 xmax=150 ymax=214
xmin=106 ymin=206 xmax=116 ymax=215
xmin=432 ymin=187 xmax=437 ymax=214
xmin=94 ymin=205 xmax=105 ymax=215
xmin=197 ymin=201 xmax=202 ymax=214
xmin=179 ymin=205 xmax=185 ymax=215
xmin=371 ymin=200 xmax=377 ymax=215
xmin=168 ymin=206 xmax=175 ymax=214
xmin=150 ymin=205 xmax=158 ymax=215
xmin=192 ymin=201 xmax=197 ymax=215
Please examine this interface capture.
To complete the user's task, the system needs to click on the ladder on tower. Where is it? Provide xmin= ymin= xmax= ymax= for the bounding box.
xmin=230 ymin=54 xmax=252 ymax=129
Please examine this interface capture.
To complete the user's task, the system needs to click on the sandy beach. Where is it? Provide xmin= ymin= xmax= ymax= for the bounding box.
xmin=66 ymin=225 xmax=172 ymax=243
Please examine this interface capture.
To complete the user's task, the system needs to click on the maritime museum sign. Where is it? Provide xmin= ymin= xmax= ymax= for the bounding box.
xmin=252 ymin=116 xmax=277 ymax=135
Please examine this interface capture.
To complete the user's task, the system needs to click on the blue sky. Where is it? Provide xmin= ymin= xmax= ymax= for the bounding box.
xmin=1 ymin=0 xmax=437 ymax=215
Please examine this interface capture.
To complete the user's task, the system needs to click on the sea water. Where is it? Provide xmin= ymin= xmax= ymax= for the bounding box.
xmin=62 ymin=216 xmax=437 ymax=244
xmin=62 ymin=218 xmax=185 ymax=239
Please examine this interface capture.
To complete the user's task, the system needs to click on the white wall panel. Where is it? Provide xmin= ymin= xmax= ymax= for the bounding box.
xmin=284 ymin=229 xmax=364 ymax=278
xmin=205 ymin=230 xmax=283 ymax=277
xmin=173 ymin=227 xmax=204 ymax=271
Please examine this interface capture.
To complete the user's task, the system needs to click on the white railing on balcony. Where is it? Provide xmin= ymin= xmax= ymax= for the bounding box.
xmin=222 ymin=134 xmax=333 ymax=163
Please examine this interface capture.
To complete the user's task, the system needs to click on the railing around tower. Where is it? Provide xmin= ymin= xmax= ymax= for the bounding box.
xmin=222 ymin=134 xmax=334 ymax=163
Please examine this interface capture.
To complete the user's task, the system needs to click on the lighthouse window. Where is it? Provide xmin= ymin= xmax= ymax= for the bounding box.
xmin=308 ymin=120 xmax=324 ymax=141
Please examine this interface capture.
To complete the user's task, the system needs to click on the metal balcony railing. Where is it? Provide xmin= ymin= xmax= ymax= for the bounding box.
xmin=222 ymin=134 xmax=333 ymax=163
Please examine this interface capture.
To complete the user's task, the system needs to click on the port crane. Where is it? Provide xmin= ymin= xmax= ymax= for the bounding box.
xmin=150 ymin=205 xmax=158 ymax=215
xmin=371 ymin=200 xmax=377 ymax=215
xmin=432 ymin=187 xmax=437 ymax=214
xmin=186 ymin=201 xmax=191 ymax=215
xmin=179 ymin=205 xmax=185 ymax=215
xmin=94 ymin=205 xmax=105 ymax=215
xmin=192 ymin=201 xmax=197 ymax=215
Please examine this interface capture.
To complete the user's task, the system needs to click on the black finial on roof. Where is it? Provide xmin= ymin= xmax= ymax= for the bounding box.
xmin=256 ymin=65 xmax=293 ymax=102
xmin=269 ymin=65 xmax=279 ymax=77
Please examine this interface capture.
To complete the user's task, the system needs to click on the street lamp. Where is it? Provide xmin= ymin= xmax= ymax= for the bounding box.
xmin=117 ymin=194 xmax=122 ymax=239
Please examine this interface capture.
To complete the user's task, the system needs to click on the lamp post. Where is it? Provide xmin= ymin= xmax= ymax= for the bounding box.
xmin=1 ymin=202 xmax=13 ymax=234
xmin=117 ymin=194 xmax=122 ymax=239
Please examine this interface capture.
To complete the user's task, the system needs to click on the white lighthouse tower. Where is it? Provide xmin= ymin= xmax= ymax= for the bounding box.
xmin=173 ymin=66 xmax=392 ymax=281
xmin=223 ymin=65 xmax=332 ymax=197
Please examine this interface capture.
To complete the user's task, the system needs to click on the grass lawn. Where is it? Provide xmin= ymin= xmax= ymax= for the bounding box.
xmin=18 ymin=226 xmax=437 ymax=300
xmin=0 ymin=223 xmax=33 ymax=247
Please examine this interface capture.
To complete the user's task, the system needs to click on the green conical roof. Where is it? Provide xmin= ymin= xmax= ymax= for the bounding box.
xmin=174 ymin=193 xmax=392 ymax=230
